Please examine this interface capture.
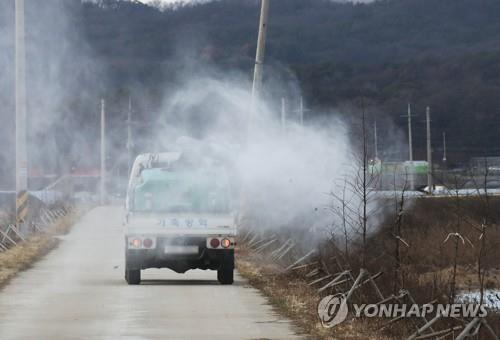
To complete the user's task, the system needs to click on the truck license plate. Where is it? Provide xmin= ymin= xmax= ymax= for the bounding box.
xmin=164 ymin=245 xmax=199 ymax=255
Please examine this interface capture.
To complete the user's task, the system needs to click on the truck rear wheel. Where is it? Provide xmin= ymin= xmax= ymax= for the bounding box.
xmin=217 ymin=268 xmax=233 ymax=284
xmin=125 ymin=268 xmax=141 ymax=285
xmin=217 ymin=251 xmax=234 ymax=285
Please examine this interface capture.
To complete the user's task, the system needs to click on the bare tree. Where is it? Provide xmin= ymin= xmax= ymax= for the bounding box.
xmin=361 ymin=109 xmax=368 ymax=266
xmin=328 ymin=105 xmax=380 ymax=269
xmin=329 ymin=178 xmax=356 ymax=262
xmin=392 ymin=169 xmax=409 ymax=293
xmin=444 ymin=174 xmax=469 ymax=303
xmin=341 ymin=179 xmax=350 ymax=260
xmin=348 ymin=106 xmax=380 ymax=268
xmin=471 ymin=157 xmax=492 ymax=306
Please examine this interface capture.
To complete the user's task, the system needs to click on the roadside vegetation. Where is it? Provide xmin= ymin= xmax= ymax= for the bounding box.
xmin=237 ymin=253 xmax=390 ymax=340
xmin=0 ymin=207 xmax=83 ymax=288
xmin=237 ymin=196 xmax=500 ymax=339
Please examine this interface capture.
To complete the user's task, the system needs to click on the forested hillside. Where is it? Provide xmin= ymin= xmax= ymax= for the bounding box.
xmin=81 ymin=0 xmax=500 ymax=162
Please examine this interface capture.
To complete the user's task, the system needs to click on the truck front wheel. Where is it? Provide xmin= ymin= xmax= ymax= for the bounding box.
xmin=217 ymin=251 xmax=234 ymax=285
xmin=125 ymin=268 xmax=141 ymax=285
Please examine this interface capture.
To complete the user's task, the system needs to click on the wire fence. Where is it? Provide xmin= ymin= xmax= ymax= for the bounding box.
xmin=240 ymin=228 xmax=499 ymax=340
xmin=0 ymin=175 xmax=77 ymax=252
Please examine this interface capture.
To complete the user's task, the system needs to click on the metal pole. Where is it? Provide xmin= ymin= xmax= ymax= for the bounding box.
xmin=249 ymin=0 xmax=270 ymax=130
xmin=15 ymin=0 xmax=28 ymax=230
xmin=407 ymin=103 xmax=413 ymax=162
xmin=374 ymin=120 xmax=378 ymax=160
xmin=408 ymin=313 xmax=442 ymax=340
xmin=280 ymin=97 xmax=286 ymax=132
xmin=299 ymin=96 xmax=304 ymax=126
xmin=406 ymin=103 xmax=415 ymax=190
xmin=426 ymin=106 xmax=433 ymax=194
xmin=100 ymin=99 xmax=106 ymax=205
xmin=126 ymin=95 xmax=133 ymax=175
xmin=442 ymin=131 xmax=447 ymax=162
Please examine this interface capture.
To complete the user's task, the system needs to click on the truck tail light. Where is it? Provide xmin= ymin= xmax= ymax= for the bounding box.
xmin=143 ymin=238 xmax=153 ymax=248
xmin=131 ymin=238 xmax=142 ymax=248
xmin=128 ymin=237 xmax=155 ymax=249
xmin=221 ymin=238 xmax=231 ymax=248
xmin=210 ymin=238 xmax=220 ymax=248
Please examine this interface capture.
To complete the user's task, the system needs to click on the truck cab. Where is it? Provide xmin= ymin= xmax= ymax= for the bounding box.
xmin=124 ymin=152 xmax=236 ymax=285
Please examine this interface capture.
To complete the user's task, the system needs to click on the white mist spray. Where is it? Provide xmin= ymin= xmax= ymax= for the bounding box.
xmin=152 ymin=68 xmax=356 ymax=244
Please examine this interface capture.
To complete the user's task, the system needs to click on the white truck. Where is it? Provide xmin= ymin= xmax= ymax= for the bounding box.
xmin=124 ymin=152 xmax=236 ymax=285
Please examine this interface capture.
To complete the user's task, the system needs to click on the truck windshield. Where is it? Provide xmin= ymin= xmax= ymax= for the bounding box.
xmin=132 ymin=168 xmax=231 ymax=213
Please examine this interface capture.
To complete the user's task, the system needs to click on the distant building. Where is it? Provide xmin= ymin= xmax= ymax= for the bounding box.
xmin=369 ymin=160 xmax=428 ymax=190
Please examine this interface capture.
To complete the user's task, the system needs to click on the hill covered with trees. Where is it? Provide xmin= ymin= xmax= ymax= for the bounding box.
xmin=81 ymin=0 xmax=500 ymax=163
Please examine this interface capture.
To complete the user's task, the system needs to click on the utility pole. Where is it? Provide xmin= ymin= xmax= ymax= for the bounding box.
xmin=100 ymin=99 xmax=106 ymax=205
xmin=281 ymin=97 xmax=286 ymax=132
xmin=126 ymin=95 xmax=134 ymax=175
xmin=293 ymin=96 xmax=311 ymax=129
xmin=442 ymin=131 xmax=447 ymax=162
xmin=407 ymin=103 xmax=413 ymax=162
xmin=241 ymin=0 xmax=270 ymax=224
xmin=402 ymin=103 xmax=415 ymax=190
xmin=299 ymin=96 xmax=304 ymax=126
xmin=374 ymin=120 xmax=379 ymax=160
xmin=249 ymin=0 xmax=270 ymax=131
xmin=426 ymin=106 xmax=433 ymax=194
xmin=15 ymin=0 xmax=28 ymax=230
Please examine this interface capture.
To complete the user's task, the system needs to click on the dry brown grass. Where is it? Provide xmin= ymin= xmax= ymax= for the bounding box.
xmin=0 ymin=234 xmax=58 ymax=287
xmin=0 ymin=208 xmax=81 ymax=289
xmin=236 ymin=251 xmax=394 ymax=340
xmin=364 ymin=196 xmax=500 ymax=303
xmin=418 ymin=266 xmax=500 ymax=291
xmin=237 ymin=196 xmax=500 ymax=338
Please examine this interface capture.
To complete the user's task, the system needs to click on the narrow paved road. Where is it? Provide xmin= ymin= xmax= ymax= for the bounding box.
xmin=0 ymin=207 xmax=302 ymax=340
